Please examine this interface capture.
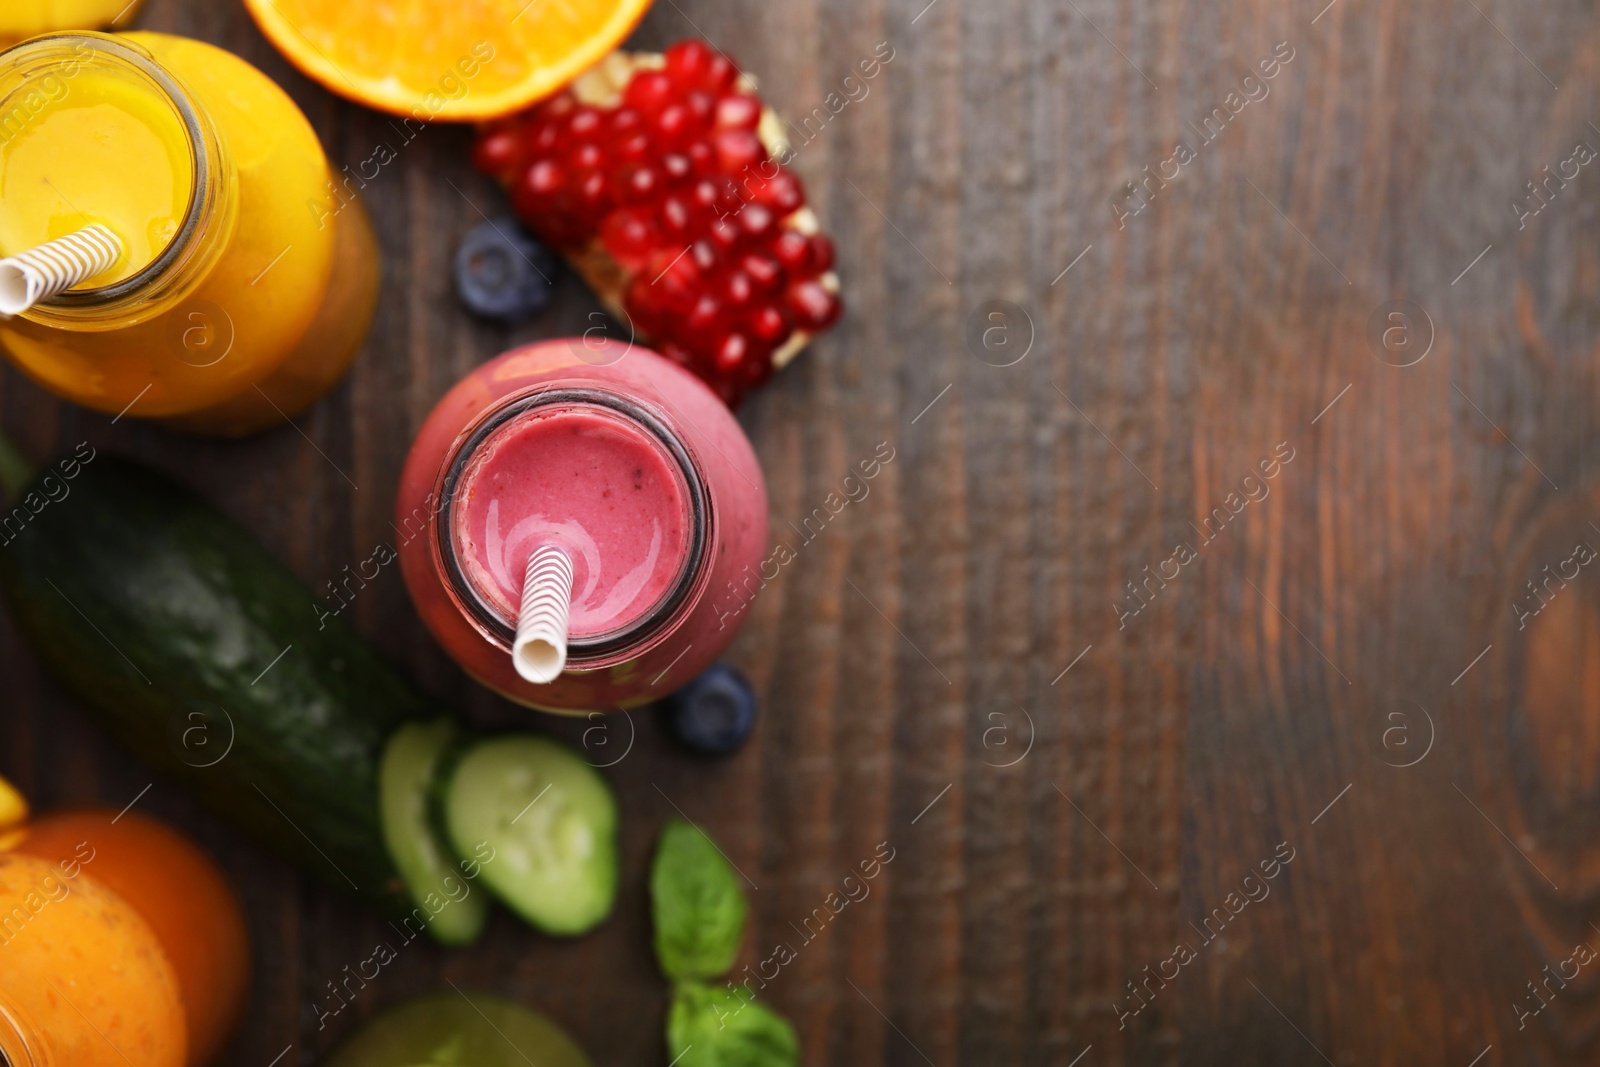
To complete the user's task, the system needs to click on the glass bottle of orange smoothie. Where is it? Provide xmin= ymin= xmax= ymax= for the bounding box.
xmin=0 ymin=31 xmax=379 ymax=435
xmin=0 ymin=802 xmax=250 ymax=1067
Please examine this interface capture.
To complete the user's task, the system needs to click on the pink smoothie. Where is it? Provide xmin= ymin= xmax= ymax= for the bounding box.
xmin=454 ymin=405 xmax=692 ymax=638
xmin=396 ymin=339 xmax=768 ymax=713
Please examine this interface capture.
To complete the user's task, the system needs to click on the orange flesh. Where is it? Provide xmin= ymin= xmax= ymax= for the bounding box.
xmin=243 ymin=0 xmax=653 ymax=120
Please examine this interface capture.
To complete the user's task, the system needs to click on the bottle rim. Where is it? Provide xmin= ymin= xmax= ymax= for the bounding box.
xmin=432 ymin=385 xmax=713 ymax=664
xmin=0 ymin=32 xmax=211 ymax=307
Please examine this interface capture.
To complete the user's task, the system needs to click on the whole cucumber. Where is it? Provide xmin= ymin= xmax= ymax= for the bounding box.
xmin=0 ymin=447 xmax=434 ymax=917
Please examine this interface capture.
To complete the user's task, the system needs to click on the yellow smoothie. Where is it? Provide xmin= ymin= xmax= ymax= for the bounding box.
xmin=0 ymin=45 xmax=191 ymax=287
xmin=0 ymin=32 xmax=378 ymax=434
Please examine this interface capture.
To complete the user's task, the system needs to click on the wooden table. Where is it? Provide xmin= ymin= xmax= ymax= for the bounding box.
xmin=4 ymin=0 xmax=1597 ymax=1063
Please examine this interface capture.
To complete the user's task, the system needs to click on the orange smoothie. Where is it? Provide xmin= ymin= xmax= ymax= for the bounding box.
xmin=14 ymin=809 xmax=250 ymax=1066
xmin=0 ymin=851 xmax=186 ymax=1067
xmin=0 ymin=31 xmax=378 ymax=435
xmin=0 ymin=793 xmax=250 ymax=1067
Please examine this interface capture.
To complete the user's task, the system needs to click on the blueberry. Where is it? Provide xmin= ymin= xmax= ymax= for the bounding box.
xmin=661 ymin=663 xmax=757 ymax=755
xmin=454 ymin=217 xmax=555 ymax=322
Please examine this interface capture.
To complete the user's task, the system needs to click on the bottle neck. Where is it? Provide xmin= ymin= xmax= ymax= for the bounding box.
xmin=0 ymin=32 xmax=229 ymax=326
xmin=434 ymin=386 xmax=713 ymax=666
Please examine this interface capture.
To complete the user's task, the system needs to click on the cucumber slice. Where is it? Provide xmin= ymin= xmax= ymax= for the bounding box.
xmin=439 ymin=736 xmax=619 ymax=936
xmin=379 ymin=719 xmax=490 ymax=946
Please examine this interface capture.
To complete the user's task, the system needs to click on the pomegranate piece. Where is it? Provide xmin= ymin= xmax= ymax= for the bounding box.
xmin=475 ymin=41 xmax=843 ymax=407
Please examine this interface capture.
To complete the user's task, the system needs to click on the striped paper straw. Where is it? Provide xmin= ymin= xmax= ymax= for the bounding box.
xmin=512 ymin=544 xmax=574 ymax=684
xmin=0 ymin=224 xmax=122 ymax=316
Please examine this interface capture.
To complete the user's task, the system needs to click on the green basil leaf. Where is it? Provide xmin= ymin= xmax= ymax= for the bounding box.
xmin=667 ymin=980 xmax=799 ymax=1067
xmin=651 ymin=818 xmax=748 ymax=980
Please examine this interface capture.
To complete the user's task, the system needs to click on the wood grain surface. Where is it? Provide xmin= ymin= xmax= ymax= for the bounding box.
xmin=4 ymin=0 xmax=1600 ymax=1063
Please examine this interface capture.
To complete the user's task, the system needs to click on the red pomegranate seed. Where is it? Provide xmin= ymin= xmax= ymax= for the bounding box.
xmin=522 ymin=159 xmax=565 ymax=197
xmin=735 ymin=203 xmax=777 ymax=243
xmin=567 ymin=105 xmax=604 ymax=141
xmin=712 ymin=129 xmax=765 ymax=174
xmin=686 ymin=141 xmax=715 ymax=172
xmin=808 ymin=233 xmax=836 ymax=273
xmin=626 ymin=271 xmax=665 ymax=312
xmin=739 ymin=251 xmax=783 ymax=293
xmin=749 ymin=304 xmax=791 ymax=346
xmin=685 ymin=91 xmax=715 ymax=129
xmin=647 ymin=248 xmax=701 ymax=306
xmin=529 ymin=120 xmax=563 ymax=156
xmin=659 ymin=195 xmax=695 ymax=239
xmin=664 ymin=40 xmax=714 ymax=88
xmin=624 ymin=70 xmax=676 ymax=115
xmin=609 ymin=107 xmax=645 ymax=135
xmin=688 ymin=177 xmax=718 ymax=213
xmin=701 ymin=51 xmax=740 ymax=93
xmin=569 ymin=141 xmax=604 ymax=172
xmin=712 ymin=331 xmax=751 ymax=374
xmin=686 ymin=293 xmax=724 ymax=341
xmin=574 ymin=170 xmax=613 ymax=225
xmin=652 ymin=103 xmax=698 ymax=148
xmin=619 ymin=165 xmax=661 ymax=204
xmin=509 ymin=176 xmax=557 ymax=219
xmin=624 ymin=279 xmax=668 ymax=337
xmin=689 ymin=238 xmax=720 ymax=275
xmin=601 ymin=207 xmax=658 ymax=267
xmin=769 ymin=230 xmax=813 ymax=273
xmin=691 ymin=176 xmax=741 ymax=217
xmin=722 ymin=270 xmax=754 ymax=308
xmin=784 ymin=280 xmax=840 ymax=329
xmin=661 ymin=152 xmax=693 ymax=185
xmin=714 ymin=94 xmax=762 ymax=131
xmin=707 ymin=215 xmax=742 ymax=253
xmin=614 ymin=132 xmax=654 ymax=165
xmin=536 ymin=92 xmax=576 ymax=121
xmin=472 ymin=128 xmax=523 ymax=178
xmin=752 ymin=169 xmax=805 ymax=214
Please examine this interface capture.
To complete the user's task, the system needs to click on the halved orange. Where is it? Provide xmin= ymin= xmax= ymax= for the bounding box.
xmin=242 ymin=0 xmax=654 ymax=121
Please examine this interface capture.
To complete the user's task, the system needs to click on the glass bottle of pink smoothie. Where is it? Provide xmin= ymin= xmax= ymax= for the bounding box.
xmin=395 ymin=339 xmax=768 ymax=713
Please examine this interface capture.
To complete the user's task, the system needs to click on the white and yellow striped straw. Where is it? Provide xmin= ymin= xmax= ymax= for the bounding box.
xmin=0 ymin=224 xmax=122 ymax=316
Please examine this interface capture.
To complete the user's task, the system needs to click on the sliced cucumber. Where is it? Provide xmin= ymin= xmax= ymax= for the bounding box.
xmin=379 ymin=719 xmax=490 ymax=946
xmin=439 ymin=736 xmax=619 ymax=936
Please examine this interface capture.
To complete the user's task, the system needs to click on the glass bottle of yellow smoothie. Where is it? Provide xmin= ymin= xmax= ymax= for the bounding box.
xmin=0 ymin=31 xmax=379 ymax=435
